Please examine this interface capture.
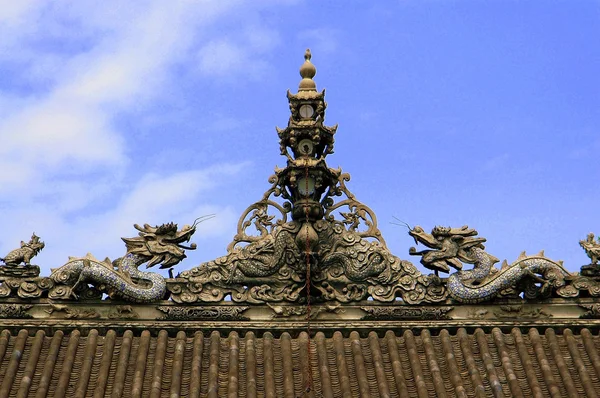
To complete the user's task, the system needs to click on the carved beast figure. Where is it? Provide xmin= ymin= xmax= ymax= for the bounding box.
xmin=409 ymin=225 xmax=570 ymax=303
xmin=580 ymin=233 xmax=600 ymax=265
xmin=0 ymin=234 xmax=45 ymax=266
xmin=49 ymin=220 xmax=202 ymax=302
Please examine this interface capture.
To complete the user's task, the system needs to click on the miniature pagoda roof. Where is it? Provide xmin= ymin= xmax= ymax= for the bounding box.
xmin=1 ymin=50 xmax=600 ymax=397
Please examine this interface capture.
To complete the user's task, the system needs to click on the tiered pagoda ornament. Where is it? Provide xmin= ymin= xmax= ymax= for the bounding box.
xmin=176 ymin=50 xmax=446 ymax=304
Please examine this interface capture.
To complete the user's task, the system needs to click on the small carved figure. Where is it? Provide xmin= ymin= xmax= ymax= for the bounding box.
xmin=581 ymin=233 xmax=600 ymax=265
xmin=580 ymin=233 xmax=600 ymax=276
xmin=0 ymin=233 xmax=45 ymax=266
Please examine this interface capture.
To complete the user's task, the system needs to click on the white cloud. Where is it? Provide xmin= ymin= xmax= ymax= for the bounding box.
xmin=0 ymin=0 xmax=292 ymax=275
xmin=196 ymin=25 xmax=280 ymax=78
xmin=0 ymin=164 xmax=245 ymax=273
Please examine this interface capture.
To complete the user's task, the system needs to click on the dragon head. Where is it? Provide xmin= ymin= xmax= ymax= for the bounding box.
xmin=23 ymin=233 xmax=45 ymax=254
xmin=408 ymin=225 xmax=487 ymax=273
xmin=122 ymin=219 xmax=205 ymax=269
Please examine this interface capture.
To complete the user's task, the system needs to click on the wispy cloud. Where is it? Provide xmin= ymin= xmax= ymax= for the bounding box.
xmin=0 ymin=0 xmax=292 ymax=273
xmin=196 ymin=25 xmax=281 ymax=78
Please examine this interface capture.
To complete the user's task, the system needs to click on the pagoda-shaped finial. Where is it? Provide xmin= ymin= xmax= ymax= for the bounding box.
xmin=298 ymin=48 xmax=317 ymax=91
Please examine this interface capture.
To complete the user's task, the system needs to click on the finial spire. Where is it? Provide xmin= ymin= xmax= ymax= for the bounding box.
xmin=298 ymin=48 xmax=317 ymax=91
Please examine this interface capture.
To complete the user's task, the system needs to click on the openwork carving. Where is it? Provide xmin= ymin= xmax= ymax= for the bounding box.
xmin=409 ymin=225 xmax=571 ymax=303
xmin=174 ymin=52 xmax=446 ymax=305
xmin=0 ymin=304 xmax=32 ymax=319
xmin=361 ymin=306 xmax=453 ymax=320
xmin=556 ymin=275 xmax=600 ymax=298
xmin=157 ymin=306 xmax=249 ymax=321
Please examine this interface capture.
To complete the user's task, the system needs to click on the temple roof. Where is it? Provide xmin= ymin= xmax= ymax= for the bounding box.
xmin=1 ymin=51 xmax=600 ymax=397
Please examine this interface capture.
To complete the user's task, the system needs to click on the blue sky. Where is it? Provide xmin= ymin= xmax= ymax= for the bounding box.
xmin=0 ymin=1 xmax=598 ymax=276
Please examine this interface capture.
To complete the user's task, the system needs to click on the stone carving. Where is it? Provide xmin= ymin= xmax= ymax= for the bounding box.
xmin=0 ymin=277 xmax=53 ymax=299
xmin=580 ymin=233 xmax=600 ymax=276
xmin=492 ymin=305 xmax=552 ymax=319
xmin=0 ymin=304 xmax=33 ymax=319
xmin=0 ymin=234 xmax=44 ymax=277
xmin=361 ymin=306 xmax=453 ymax=320
xmin=108 ymin=305 xmax=139 ymax=319
xmin=48 ymin=220 xmax=200 ymax=302
xmin=467 ymin=308 xmax=489 ymax=320
xmin=45 ymin=302 xmax=100 ymax=319
xmin=579 ymin=304 xmax=600 ymax=319
xmin=157 ymin=306 xmax=249 ymax=321
xmin=409 ymin=225 xmax=571 ymax=303
xmin=267 ymin=303 xmax=344 ymax=318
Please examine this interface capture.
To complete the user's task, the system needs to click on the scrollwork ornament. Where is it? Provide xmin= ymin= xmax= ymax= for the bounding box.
xmin=555 ymin=284 xmax=579 ymax=298
xmin=17 ymin=281 xmax=43 ymax=298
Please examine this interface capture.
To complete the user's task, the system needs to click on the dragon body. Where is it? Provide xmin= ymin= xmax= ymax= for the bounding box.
xmin=447 ymin=248 xmax=568 ymax=303
xmin=51 ymin=253 xmax=167 ymax=302
xmin=50 ymin=221 xmax=198 ymax=302
xmin=321 ymin=249 xmax=386 ymax=281
xmin=410 ymin=225 xmax=570 ymax=303
xmin=231 ymin=230 xmax=298 ymax=279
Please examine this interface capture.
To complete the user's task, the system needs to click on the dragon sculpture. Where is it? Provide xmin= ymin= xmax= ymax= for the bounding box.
xmin=179 ymin=211 xmax=446 ymax=304
xmin=49 ymin=220 xmax=201 ymax=302
xmin=409 ymin=225 xmax=571 ymax=303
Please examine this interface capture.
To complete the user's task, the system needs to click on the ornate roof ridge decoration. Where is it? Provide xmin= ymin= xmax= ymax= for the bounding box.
xmin=175 ymin=49 xmax=445 ymax=304
xmin=0 ymin=50 xmax=597 ymax=308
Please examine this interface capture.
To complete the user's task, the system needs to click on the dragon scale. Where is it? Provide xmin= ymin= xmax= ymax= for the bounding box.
xmin=56 ymin=253 xmax=166 ymax=303
xmin=447 ymin=248 xmax=567 ymax=303
xmin=409 ymin=225 xmax=571 ymax=304
xmin=49 ymin=221 xmax=198 ymax=303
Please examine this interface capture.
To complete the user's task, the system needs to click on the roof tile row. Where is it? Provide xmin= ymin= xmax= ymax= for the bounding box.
xmin=1 ymin=327 xmax=599 ymax=397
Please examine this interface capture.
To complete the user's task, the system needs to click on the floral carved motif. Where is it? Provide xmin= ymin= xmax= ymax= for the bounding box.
xmin=360 ymin=306 xmax=453 ymax=320
xmin=0 ymin=304 xmax=33 ymax=319
xmin=157 ymin=306 xmax=250 ymax=321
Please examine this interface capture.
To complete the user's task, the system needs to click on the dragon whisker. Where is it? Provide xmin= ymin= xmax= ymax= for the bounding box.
xmin=192 ymin=214 xmax=216 ymax=228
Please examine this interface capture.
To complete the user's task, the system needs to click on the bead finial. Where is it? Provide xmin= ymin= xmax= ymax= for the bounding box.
xmin=298 ymin=48 xmax=317 ymax=91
